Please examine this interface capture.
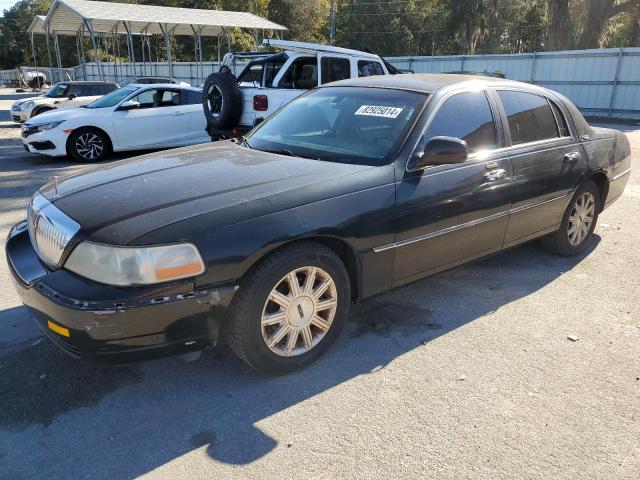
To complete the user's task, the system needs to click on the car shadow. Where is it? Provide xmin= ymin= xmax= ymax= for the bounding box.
xmin=0 ymin=237 xmax=600 ymax=478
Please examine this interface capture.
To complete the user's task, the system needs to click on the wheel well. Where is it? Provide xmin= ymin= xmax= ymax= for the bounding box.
xmin=65 ymin=126 xmax=113 ymax=155
xmin=253 ymin=237 xmax=360 ymax=301
xmin=30 ymin=106 xmax=53 ymax=117
xmin=588 ymin=172 xmax=609 ymax=212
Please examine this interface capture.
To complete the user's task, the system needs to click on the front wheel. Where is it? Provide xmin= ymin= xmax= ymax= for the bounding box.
xmin=540 ymin=180 xmax=600 ymax=256
xmin=67 ymin=128 xmax=110 ymax=162
xmin=224 ymin=242 xmax=351 ymax=375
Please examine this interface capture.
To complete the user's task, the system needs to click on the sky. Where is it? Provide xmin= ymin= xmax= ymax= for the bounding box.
xmin=0 ymin=0 xmax=19 ymax=14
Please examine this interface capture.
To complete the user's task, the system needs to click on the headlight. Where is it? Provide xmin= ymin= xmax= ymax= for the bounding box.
xmin=65 ymin=242 xmax=206 ymax=286
xmin=21 ymin=101 xmax=35 ymax=110
xmin=33 ymin=121 xmax=64 ymax=132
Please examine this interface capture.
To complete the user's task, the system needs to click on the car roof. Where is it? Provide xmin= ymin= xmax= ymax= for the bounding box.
xmin=325 ymin=73 xmax=530 ymax=94
xmin=262 ymin=39 xmax=381 ymax=59
xmin=56 ymin=81 xmax=118 ymax=85
xmin=130 ymin=83 xmax=200 ymax=91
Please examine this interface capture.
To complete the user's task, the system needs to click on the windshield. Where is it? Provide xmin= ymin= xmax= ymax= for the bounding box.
xmin=45 ymin=83 xmax=67 ymax=98
xmin=86 ymin=86 xmax=137 ymax=108
xmin=246 ymin=86 xmax=427 ymax=166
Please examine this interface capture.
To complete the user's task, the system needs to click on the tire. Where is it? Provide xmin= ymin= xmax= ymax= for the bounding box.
xmin=66 ymin=128 xmax=111 ymax=162
xmin=224 ymin=242 xmax=351 ymax=375
xmin=540 ymin=180 xmax=601 ymax=256
xmin=202 ymin=71 xmax=242 ymax=130
xmin=30 ymin=106 xmax=53 ymax=117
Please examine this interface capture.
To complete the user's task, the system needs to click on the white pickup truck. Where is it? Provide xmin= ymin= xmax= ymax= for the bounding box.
xmin=202 ymin=39 xmax=403 ymax=139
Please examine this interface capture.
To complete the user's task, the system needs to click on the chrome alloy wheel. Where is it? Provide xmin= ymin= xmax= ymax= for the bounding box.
xmin=567 ymin=191 xmax=596 ymax=246
xmin=207 ymin=85 xmax=223 ymax=119
xmin=261 ymin=266 xmax=338 ymax=357
xmin=75 ymin=132 xmax=104 ymax=160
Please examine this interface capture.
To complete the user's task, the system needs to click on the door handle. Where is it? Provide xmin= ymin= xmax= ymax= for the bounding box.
xmin=172 ymin=111 xmax=186 ymax=116
xmin=483 ymin=169 xmax=507 ymax=182
xmin=564 ymin=151 xmax=581 ymax=163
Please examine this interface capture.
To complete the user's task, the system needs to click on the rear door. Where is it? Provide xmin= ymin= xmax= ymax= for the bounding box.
xmin=181 ymin=89 xmax=210 ymax=143
xmin=494 ymin=89 xmax=588 ymax=247
xmin=113 ymin=88 xmax=190 ymax=148
xmin=393 ymin=88 xmax=513 ymax=286
xmin=318 ymin=55 xmax=352 ymax=85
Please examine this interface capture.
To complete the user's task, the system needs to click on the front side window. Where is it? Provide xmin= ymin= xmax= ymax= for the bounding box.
xmin=247 ymin=86 xmax=427 ymax=166
xmin=320 ymin=57 xmax=350 ymax=84
xmin=498 ymin=90 xmax=560 ymax=145
xmin=424 ymin=91 xmax=497 ymax=154
xmin=66 ymin=84 xmax=87 ymax=96
xmin=358 ymin=60 xmax=385 ymax=77
xmin=46 ymin=83 xmax=67 ymax=98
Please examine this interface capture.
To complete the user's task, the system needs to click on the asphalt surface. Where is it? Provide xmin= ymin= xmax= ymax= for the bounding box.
xmin=0 ymin=88 xmax=638 ymax=479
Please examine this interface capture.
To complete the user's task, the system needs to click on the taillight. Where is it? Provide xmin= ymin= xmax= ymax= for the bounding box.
xmin=253 ymin=95 xmax=268 ymax=111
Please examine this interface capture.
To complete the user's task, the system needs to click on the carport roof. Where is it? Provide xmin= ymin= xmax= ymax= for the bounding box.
xmin=39 ymin=0 xmax=287 ymax=36
xmin=27 ymin=15 xmax=47 ymax=35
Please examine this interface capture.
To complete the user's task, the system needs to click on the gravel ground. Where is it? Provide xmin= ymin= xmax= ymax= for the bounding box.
xmin=0 ymin=88 xmax=638 ymax=480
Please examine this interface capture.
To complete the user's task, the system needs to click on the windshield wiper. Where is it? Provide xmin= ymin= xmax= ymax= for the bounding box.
xmin=240 ymin=136 xmax=253 ymax=149
xmin=262 ymin=148 xmax=320 ymax=160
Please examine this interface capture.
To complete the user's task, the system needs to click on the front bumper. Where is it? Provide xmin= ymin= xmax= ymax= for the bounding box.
xmin=21 ymin=127 xmax=67 ymax=157
xmin=6 ymin=223 xmax=236 ymax=363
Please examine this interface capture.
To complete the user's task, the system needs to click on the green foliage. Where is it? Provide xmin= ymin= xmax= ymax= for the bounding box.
xmin=1 ymin=0 xmax=638 ymax=69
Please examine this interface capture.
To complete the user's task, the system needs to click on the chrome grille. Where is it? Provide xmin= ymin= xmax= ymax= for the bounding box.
xmin=28 ymin=193 xmax=80 ymax=268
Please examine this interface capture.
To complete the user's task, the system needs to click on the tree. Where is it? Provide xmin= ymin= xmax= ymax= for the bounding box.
xmin=577 ymin=0 xmax=638 ymax=49
xmin=545 ymin=0 xmax=574 ymax=50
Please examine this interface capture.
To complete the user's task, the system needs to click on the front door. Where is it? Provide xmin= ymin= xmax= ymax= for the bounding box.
xmin=393 ymin=89 xmax=513 ymax=286
xmin=113 ymin=88 xmax=190 ymax=148
xmin=495 ymin=89 xmax=588 ymax=247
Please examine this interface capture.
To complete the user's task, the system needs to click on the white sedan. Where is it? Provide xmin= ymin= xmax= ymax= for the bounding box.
xmin=21 ymin=84 xmax=210 ymax=162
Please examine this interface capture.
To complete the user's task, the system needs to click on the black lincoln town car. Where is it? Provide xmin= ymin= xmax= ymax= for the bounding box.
xmin=6 ymin=74 xmax=631 ymax=374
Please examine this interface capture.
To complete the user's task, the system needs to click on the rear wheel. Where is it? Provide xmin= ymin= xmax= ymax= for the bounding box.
xmin=224 ymin=242 xmax=351 ymax=375
xmin=540 ymin=180 xmax=600 ymax=256
xmin=67 ymin=128 xmax=110 ymax=162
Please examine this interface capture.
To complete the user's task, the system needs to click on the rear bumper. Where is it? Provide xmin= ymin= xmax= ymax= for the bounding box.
xmin=6 ymin=223 xmax=236 ymax=364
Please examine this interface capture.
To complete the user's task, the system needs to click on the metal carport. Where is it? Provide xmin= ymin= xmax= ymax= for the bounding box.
xmin=28 ymin=0 xmax=287 ymax=83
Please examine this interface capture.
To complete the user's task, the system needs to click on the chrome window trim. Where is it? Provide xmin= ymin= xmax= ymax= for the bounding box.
xmin=372 ymin=193 xmax=568 ymax=253
xmin=612 ymin=168 xmax=631 ymax=181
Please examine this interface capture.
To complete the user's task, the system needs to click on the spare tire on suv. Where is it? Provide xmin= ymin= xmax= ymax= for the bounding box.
xmin=202 ymin=71 xmax=242 ymax=130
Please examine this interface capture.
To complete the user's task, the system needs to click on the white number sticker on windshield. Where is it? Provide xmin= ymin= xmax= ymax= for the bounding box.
xmin=354 ymin=105 xmax=404 ymax=118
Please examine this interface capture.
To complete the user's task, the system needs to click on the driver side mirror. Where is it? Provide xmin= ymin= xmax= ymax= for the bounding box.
xmin=410 ymin=136 xmax=468 ymax=171
xmin=118 ymin=100 xmax=140 ymax=111
xmin=68 ymin=93 xmax=77 ymax=100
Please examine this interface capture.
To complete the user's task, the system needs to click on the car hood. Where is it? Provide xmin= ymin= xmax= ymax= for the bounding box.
xmin=24 ymin=106 xmax=94 ymax=124
xmin=39 ymin=142 xmax=384 ymax=245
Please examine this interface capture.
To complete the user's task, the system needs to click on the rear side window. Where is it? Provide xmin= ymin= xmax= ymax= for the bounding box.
xmin=358 ymin=60 xmax=385 ymax=77
xmin=498 ymin=91 xmax=560 ymax=145
xmin=182 ymin=89 xmax=201 ymax=105
xmin=238 ymin=64 xmax=264 ymax=86
xmin=425 ymin=91 xmax=497 ymax=154
xmin=321 ymin=57 xmax=350 ymax=84
xmin=278 ymin=57 xmax=317 ymax=89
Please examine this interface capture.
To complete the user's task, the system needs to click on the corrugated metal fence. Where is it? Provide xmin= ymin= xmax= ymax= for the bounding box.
xmin=75 ymin=61 xmax=224 ymax=86
xmin=6 ymin=47 xmax=639 ymax=120
xmin=387 ymin=47 xmax=640 ymax=119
